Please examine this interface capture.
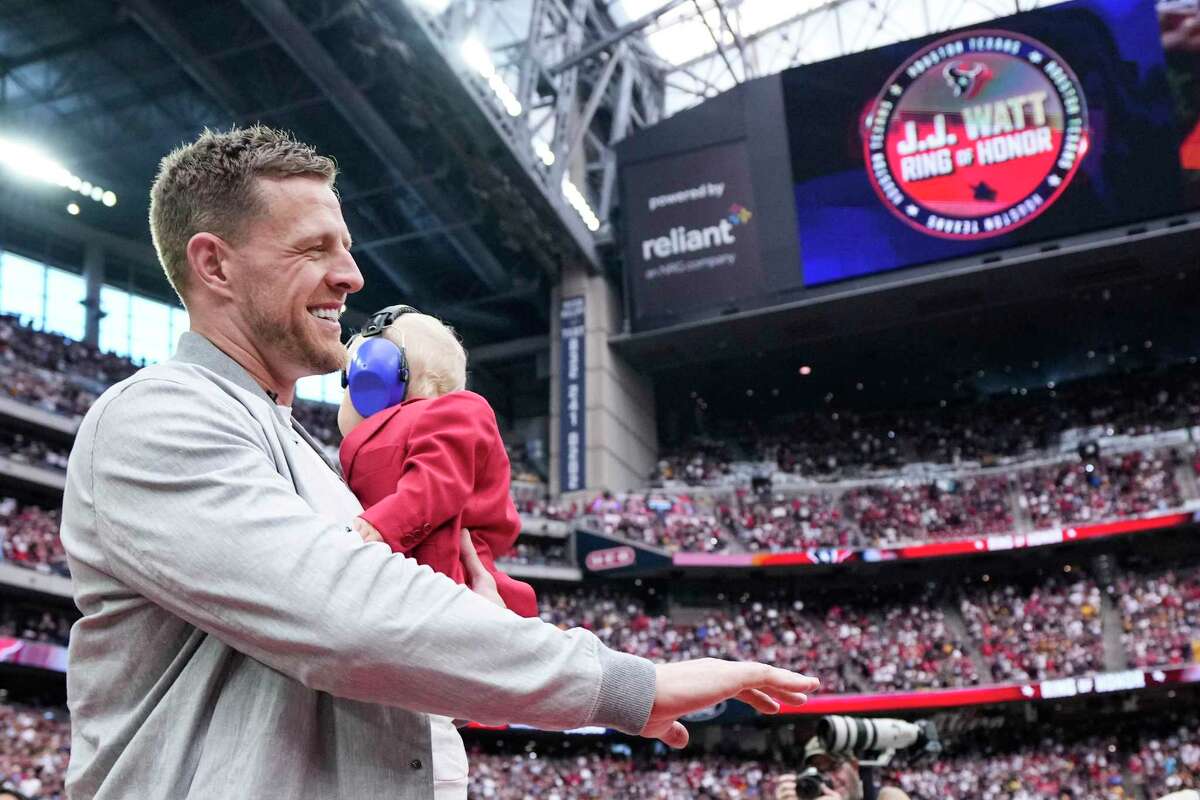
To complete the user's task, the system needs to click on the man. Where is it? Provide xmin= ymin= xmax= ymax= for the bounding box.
xmin=60 ymin=125 xmax=819 ymax=800
xmin=774 ymin=738 xmax=911 ymax=800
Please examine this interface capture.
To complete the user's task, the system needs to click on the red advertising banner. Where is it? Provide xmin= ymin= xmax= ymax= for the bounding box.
xmin=673 ymin=510 xmax=1195 ymax=571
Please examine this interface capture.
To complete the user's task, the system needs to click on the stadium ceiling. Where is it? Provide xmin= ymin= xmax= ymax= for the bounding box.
xmin=0 ymin=0 xmax=1064 ymax=343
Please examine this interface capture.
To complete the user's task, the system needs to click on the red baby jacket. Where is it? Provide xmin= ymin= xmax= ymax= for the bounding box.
xmin=338 ymin=390 xmax=538 ymax=617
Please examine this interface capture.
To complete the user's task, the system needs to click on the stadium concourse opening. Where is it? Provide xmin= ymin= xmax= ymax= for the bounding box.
xmin=4 ymin=0 xmax=1200 ymax=798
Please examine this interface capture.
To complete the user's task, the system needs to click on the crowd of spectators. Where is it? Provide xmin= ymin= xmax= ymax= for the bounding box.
xmin=885 ymin=735 xmax=1128 ymax=800
xmin=586 ymin=492 xmax=737 ymax=553
xmin=468 ymin=749 xmax=774 ymax=799
xmin=1133 ymin=722 xmax=1200 ymax=799
xmin=851 ymin=601 xmax=978 ymax=692
xmin=577 ymin=447 xmax=1184 ymax=553
xmin=538 ymin=586 xmax=991 ymax=694
xmin=1117 ymin=565 xmax=1200 ymax=669
xmin=0 ymin=704 xmax=69 ymax=800
xmin=3 ymin=694 xmax=1198 ymax=800
xmin=842 ymin=476 xmax=1013 ymax=547
xmin=1020 ymin=449 xmax=1184 ymax=529
xmin=0 ymin=434 xmax=68 ymax=474
xmin=654 ymin=361 xmax=1200 ymax=483
xmin=0 ymin=499 xmax=66 ymax=578
xmin=0 ymin=600 xmax=73 ymax=647
xmin=536 ymin=590 xmax=850 ymax=693
xmin=497 ymin=541 xmax=568 ymax=567
xmin=466 ymin=726 xmax=1195 ymax=800
xmin=960 ymin=575 xmax=1106 ymax=683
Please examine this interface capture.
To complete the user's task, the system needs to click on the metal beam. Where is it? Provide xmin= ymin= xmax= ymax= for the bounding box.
xmin=1 ymin=21 xmax=131 ymax=70
xmin=123 ymin=0 xmax=249 ymax=115
xmin=354 ymin=218 xmax=481 ymax=253
xmin=713 ymin=0 xmax=753 ymax=79
xmin=548 ymin=0 xmax=690 ymax=75
xmin=561 ymin=42 xmax=623 ymax=167
xmin=125 ymin=1 xmax=419 ymax=298
xmin=470 ymin=334 xmax=550 ymax=365
xmin=240 ymin=0 xmax=513 ymax=293
xmin=690 ymin=0 xmax=740 ymax=84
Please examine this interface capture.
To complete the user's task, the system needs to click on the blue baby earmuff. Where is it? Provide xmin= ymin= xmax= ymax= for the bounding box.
xmin=341 ymin=304 xmax=419 ymax=418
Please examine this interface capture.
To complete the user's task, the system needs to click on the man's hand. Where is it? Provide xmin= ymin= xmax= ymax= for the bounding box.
xmin=351 ymin=517 xmax=383 ymax=543
xmin=642 ymin=659 xmax=819 ymax=748
xmin=459 ymin=529 xmax=506 ymax=609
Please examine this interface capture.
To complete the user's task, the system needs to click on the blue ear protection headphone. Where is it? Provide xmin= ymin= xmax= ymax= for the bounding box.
xmin=341 ymin=304 xmax=419 ymax=418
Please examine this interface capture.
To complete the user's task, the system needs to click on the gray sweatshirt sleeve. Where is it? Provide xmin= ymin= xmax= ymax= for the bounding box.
xmin=80 ymin=376 xmax=655 ymax=734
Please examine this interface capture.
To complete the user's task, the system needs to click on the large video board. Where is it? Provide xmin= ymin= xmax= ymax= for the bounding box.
xmin=618 ymin=0 xmax=1200 ymax=332
xmin=784 ymin=0 xmax=1185 ymax=286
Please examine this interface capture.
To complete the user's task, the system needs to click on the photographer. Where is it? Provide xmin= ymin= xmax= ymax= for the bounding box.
xmin=773 ymin=742 xmax=911 ymax=800
xmin=774 ymin=716 xmax=936 ymax=800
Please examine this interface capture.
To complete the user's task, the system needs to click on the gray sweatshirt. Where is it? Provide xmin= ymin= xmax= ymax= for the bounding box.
xmin=60 ymin=332 xmax=655 ymax=799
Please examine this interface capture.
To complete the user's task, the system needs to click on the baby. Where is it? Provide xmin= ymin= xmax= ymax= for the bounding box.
xmin=337 ymin=305 xmax=538 ymax=618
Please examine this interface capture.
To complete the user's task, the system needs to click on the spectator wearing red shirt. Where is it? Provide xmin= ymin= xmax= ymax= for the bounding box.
xmin=337 ymin=311 xmax=537 ymax=617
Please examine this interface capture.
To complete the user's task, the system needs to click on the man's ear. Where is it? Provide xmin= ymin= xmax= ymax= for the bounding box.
xmin=186 ymin=232 xmax=234 ymax=300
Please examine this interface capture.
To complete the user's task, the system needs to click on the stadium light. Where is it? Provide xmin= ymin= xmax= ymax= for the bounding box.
xmin=460 ymin=36 xmax=523 ymax=117
xmin=561 ymin=175 xmax=601 ymax=231
xmin=0 ymin=136 xmax=117 ymax=207
xmin=66 ymin=202 xmax=80 ymax=216
xmin=532 ymin=139 xmax=556 ymax=166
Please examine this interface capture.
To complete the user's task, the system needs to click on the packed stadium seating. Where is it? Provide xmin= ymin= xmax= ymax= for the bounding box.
xmin=1118 ymin=564 xmax=1200 ymax=669
xmin=1 ymin=316 xmax=1197 ymax=563
xmin=464 ymin=722 xmax=1197 ymax=800
xmin=0 ymin=499 xmax=66 ymax=577
xmin=0 ymin=703 xmax=69 ymax=800
xmin=4 ymin=695 xmax=1196 ymax=800
xmin=960 ymin=573 xmax=1106 ymax=683
xmin=654 ymin=361 xmax=1200 ymax=482
xmin=0 ymin=600 xmax=72 ymax=647
xmin=572 ymin=446 xmax=1188 ymax=552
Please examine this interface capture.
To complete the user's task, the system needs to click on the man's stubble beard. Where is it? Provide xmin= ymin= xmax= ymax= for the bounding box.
xmin=244 ymin=290 xmax=345 ymax=379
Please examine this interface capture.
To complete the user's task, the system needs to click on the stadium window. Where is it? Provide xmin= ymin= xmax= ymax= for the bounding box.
xmin=99 ymin=286 xmax=131 ymax=358
xmin=294 ymin=372 xmax=342 ymax=405
xmin=44 ymin=267 xmax=86 ymax=341
xmin=0 ymin=251 xmax=47 ymax=329
xmin=295 ymin=374 xmax=327 ymax=403
xmin=323 ymin=373 xmax=343 ymax=404
xmin=129 ymin=294 xmax=172 ymax=365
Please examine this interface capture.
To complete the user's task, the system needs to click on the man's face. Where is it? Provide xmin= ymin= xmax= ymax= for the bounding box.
xmin=225 ymin=175 xmax=363 ymax=381
xmin=824 ymin=759 xmax=863 ymax=800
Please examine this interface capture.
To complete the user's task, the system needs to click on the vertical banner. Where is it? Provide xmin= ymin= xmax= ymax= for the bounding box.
xmin=559 ymin=296 xmax=586 ymax=492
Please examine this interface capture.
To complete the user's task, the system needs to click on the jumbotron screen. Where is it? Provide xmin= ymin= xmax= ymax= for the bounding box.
xmin=785 ymin=0 xmax=1194 ymax=285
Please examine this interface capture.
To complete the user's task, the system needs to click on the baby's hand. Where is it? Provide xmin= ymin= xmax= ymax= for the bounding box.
xmin=351 ymin=516 xmax=384 ymax=543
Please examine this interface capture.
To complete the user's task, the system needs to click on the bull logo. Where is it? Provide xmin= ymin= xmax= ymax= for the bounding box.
xmin=943 ymin=61 xmax=992 ymax=99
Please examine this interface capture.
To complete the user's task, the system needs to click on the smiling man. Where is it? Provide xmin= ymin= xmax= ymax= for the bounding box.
xmin=59 ymin=126 xmax=819 ymax=800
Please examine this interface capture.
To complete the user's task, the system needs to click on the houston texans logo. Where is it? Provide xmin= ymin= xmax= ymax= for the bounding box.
xmin=943 ymin=61 xmax=993 ymax=99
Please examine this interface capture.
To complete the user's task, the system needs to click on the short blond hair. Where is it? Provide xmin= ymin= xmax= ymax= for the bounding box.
xmin=149 ymin=125 xmax=337 ymax=303
xmin=382 ymin=313 xmax=467 ymax=398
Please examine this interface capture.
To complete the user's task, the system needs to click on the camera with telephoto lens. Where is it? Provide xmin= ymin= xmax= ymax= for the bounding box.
xmin=818 ymin=715 xmax=939 ymax=757
xmin=792 ymin=716 xmax=941 ymax=799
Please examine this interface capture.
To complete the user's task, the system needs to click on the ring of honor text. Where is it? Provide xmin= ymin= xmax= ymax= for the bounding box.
xmin=863 ymin=30 xmax=1089 ymax=240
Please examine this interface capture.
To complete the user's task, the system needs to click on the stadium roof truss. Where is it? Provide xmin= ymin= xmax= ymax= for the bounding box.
xmin=403 ymin=0 xmax=1069 ymax=250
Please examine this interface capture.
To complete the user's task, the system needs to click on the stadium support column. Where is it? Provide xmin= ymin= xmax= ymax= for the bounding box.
xmin=550 ymin=265 xmax=657 ymax=499
xmin=82 ymin=242 xmax=104 ymax=347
